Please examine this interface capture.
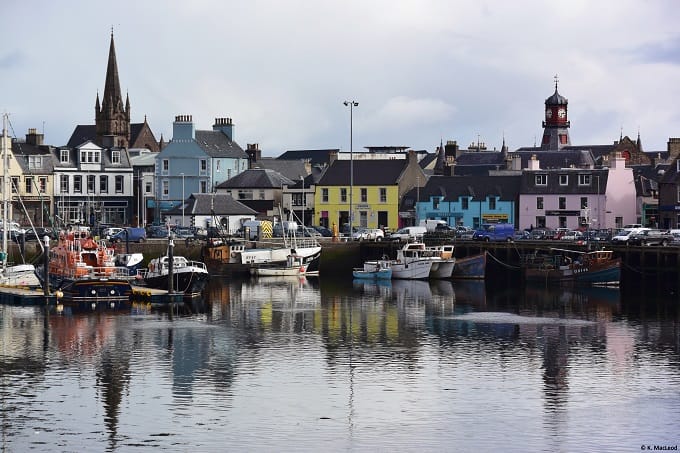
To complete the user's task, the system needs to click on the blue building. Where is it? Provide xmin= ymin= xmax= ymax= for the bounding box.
xmin=412 ymin=175 xmax=520 ymax=229
xmin=153 ymin=115 xmax=249 ymax=224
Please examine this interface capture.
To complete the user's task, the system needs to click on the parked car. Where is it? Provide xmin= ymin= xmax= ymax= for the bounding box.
xmin=611 ymin=227 xmax=650 ymax=245
xmin=628 ymin=229 xmax=674 ymax=246
xmin=352 ymin=228 xmax=384 ymax=241
xmin=173 ymin=227 xmax=195 ymax=239
xmin=529 ymin=228 xmax=554 ymax=240
xmin=21 ymin=227 xmax=54 ymax=242
xmin=109 ymin=227 xmax=147 ymax=243
xmin=389 ymin=226 xmax=427 ymax=242
xmin=103 ymin=227 xmax=124 ymax=240
xmin=560 ymin=230 xmax=584 ymax=241
xmin=311 ymin=225 xmax=333 ymax=237
xmin=147 ymin=225 xmax=169 ymax=238
xmin=473 ymin=223 xmax=515 ymax=242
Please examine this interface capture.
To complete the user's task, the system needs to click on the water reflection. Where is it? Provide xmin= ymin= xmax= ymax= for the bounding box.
xmin=0 ymin=278 xmax=678 ymax=451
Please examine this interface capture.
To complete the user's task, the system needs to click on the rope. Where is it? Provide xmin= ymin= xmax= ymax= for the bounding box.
xmin=486 ymin=250 xmax=522 ymax=270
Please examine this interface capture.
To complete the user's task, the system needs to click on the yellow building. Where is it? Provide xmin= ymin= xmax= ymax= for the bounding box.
xmin=314 ymin=150 xmax=426 ymax=232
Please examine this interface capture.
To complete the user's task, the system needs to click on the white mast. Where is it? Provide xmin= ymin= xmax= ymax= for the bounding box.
xmin=2 ymin=113 xmax=8 ymax=271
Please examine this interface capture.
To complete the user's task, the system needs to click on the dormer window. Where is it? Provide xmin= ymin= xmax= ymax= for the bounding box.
xmin=28 ymin=156 xmax=42 ymax=169
xmin=559 ymin=174 xmax=568 ymax=186
xmin=60 ymin=149 xmax=69 ymax=163
xmin=535 ymin=174 xmax=547 ymax=186
xmin=80 ymin=150 xmax=101 ymax=163
xmin=578 ymin=174 xmax=591 ymax=186
xmin=111 ymin=150 xmax=121 ymax=164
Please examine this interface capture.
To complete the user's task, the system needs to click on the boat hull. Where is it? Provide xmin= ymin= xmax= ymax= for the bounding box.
xmin=523 ymin=258 xmax=621 ymax=286
xmin=53 ymin=277 xmax=132 ymax=302
xmin=145 ymin=270 xmax=210 ymax=294
xmin=391 ymin=259 xmax=432 ymax=279
xmin=353 ymin=268 xmax=392 ymax=280
xmin=429 ymin=259 xmax=455 ymax=279
xmin=452 ymin=252 xmax=487 ymax=279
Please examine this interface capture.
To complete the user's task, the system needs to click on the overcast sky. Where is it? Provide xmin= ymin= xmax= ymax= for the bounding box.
xmin=2 ymin=0 xmax=679 ymax=156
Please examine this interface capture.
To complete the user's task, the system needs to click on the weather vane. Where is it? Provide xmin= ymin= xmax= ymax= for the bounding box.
xmin=554 ymin=74 xmax=559 ymax=90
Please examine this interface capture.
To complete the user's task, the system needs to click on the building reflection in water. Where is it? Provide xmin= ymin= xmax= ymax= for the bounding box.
xmin=3 ymin=276 xmax=679 ymax=449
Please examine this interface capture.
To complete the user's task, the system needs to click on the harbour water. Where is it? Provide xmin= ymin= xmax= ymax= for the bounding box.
xmin=1 ymin=276 xmax=678 ymax=452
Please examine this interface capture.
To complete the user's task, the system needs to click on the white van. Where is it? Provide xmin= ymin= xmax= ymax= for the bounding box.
xmin=389 ymin=226 xmax=427 ymax=242
xmin=612 ymin=227 xmax=649 ymax=244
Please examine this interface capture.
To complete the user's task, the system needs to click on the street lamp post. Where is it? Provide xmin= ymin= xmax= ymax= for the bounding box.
xmin=301 ymin=175 xmax=305 ymax=228
xmin=343 ymin=100 xmax=358 ymax=236
xmin=179 ymin=172 xmax=185 ymax=227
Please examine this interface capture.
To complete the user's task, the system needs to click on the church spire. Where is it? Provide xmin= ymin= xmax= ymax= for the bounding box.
xmin=434 ymin=138 xmax=446 ymax=175
xmin=95 ymin=30 xmax=130 ymax=148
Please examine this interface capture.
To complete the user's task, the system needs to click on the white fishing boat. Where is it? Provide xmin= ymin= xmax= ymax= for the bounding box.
xmin=390 ymin=242 xmax=433 ymax=279
xmin=251 ymin=254 xmax=306 ymax=277
xmin=424 ymin=244 xmax=456 ymax=278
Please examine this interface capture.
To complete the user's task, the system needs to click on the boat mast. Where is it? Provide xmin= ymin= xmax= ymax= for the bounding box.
xmin=2 ymin=113 xmax=8 ymax=270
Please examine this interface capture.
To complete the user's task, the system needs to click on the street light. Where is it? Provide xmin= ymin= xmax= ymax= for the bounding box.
xmin=179 ymin=172 xmax=185 ymax=227
xmin=343 ymin=100 xmax=358 ymax=236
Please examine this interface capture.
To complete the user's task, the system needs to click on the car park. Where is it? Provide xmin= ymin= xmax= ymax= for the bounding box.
xmin=628 ymin=229 xmax=674 ymax=246
xmin=352 ymin=228 xmax=384 ymax=241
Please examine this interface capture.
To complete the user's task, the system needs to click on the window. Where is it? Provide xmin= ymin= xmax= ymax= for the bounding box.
xmin=145 ymin=182 xmax=152 ymax=194
xmin=489 ymin=197 xmax=496 ymax=210
xmin=559 ymin=134 xmax=568 ymax=144
xmin=216 ymin=160 xmax=221 ymax=172
xmin=28 ymin=156 xmax=42 ymax=169
xmin=115 ymin=175 xmax=123 ymax=194
xmin=462 ymin=198 xmax=469 ymax=210
xmin=259 ymin=189 xmax=265 ymax=200
xmin=162 ymin=180 xmax=169 ymax=197
xmin=60 ymin=149 xmax=69 ymax=163
xmin=379 ymin=188 xmax=387 ymax=203
xmin=559 ymin=216 xmax=567 ymax=228
xmin=535 ymin=174 xmax=547 ymax=186
xmin=293 ymin=193 xmax=303 ymax=207
xmin=559 ymin=174 xmax=568 ymax=186
xmin=677 ymin=186 xmax=680 ymax=203
xmin=615 ymin=217 xmax=623 ymax=229
xmin=340 ymin=188 xmax=347 ymax=203
xmin=87 ymin=175 xmax=95 ymax=193
xmin=60 ymin=175 xmax=69 ymax=193
xmin=73 ymin=175 xmax=82 ymax=193
xmin=25 ymin=177 xmax=33 ymax=194
xmin=360 ymin=188 xmax=367 ymax=203
xmin=578 ymin=174 xmax=591 ymax=185
xmin=80 ymin=150 xmax=100 ymax=163
xmin=111 ymin=150 xmax=120 ymax=164
xmin=10 ymin=177 xmax=18 ymax=194
xmin=201 ymin=181 xmax=208 ymax=193
xmin=200 ymin=159 xmax=208 ymax=175
xmin=100 ymin=175 xmax=108 ymax=193
xmin=237 ymin=189 xmax=253 ymax=200
xmin=536 ymin=216 xmax=546 ymax=228
xmin=537 ymin=197 xmax=544 ymax=209
xmin=559 ymin=197 xmax=566 ymax=210
xmin=162 ymin=159 xmax=169 ymax=175
xmin=39 ymin=177 xmax=47 ymax=193
xmin=581 ymin=197 xmax=588 ymax=209
xmin=322 ymin=188 xmax=329 ymax=203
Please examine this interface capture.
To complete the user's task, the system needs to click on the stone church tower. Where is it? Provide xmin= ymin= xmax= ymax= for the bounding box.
xmin=95 ymin=32 xmax=131 ymax=148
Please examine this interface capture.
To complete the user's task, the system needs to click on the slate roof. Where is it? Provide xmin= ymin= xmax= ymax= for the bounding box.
xmin=11 ymin=142 xmax=57 ymax=173
xmin=545 ymin=88 xmax=568 ymax=105
xmin=164 ymin=193 xmax=257 ymax=216
xmin=251 ymin=157 xmax=309 ymax=181
xmin=520 ymin=169 xmax=608 ymax=195
xmin=318 ymin=159 xmax=408 ymax=186
xmin=277 ymin=149 xmax=339 ymax=167
xmin=194 ymin=130 xmax=247 ymax=159
xmin=659 ymin=158 xmax=680 ymax=184
xmin=418 ymin=175 xmax=522 ymax=202
xmin=66 ymin=123 xmax=154 ymax=148
xmin=52 ymin=142 xmax=133 ymax=169
xmin=215 ymin=168 xmax=295 ymax=189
